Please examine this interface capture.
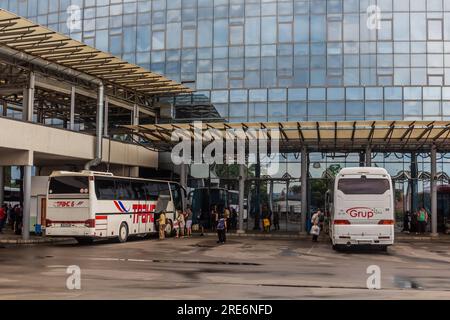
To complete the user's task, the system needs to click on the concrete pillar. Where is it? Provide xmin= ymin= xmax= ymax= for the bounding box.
xmin=70 ymin=86 xmax=75 ymax=130
xmin=238 ymin=164 xmax=246 ymax=234
xmin=0 ymin=166 xmax=4 ymax=206
xmin=300 ymin=146 xmax=308 ymax=234
xmin=431 ymin=145 xmax=438 ymax=236
xmin=410 ymin=152 xmax=419 ymax=214
xmin=180 ymin=163 xmax=188 ymax=189
xmin=22 ymin=71 xmax=35 ymax=122
xmin=22 ymin=165 xmax=32 ymax=240
xmin=104 ymin=98 xmax=109 ymax=137
xmin=2 ymin=99 xmax=7 ymax=116
xmin=365 ymin=147 xmax=372 ymax=167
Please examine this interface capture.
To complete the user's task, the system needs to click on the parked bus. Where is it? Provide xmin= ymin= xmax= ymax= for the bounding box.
xmin=326 ymin=167 xmax=395 ymax=251
xmin=45 ymin=171 xmax=185 ymax=244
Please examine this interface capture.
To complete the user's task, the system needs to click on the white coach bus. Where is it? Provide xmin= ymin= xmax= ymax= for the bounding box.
xmin=45 ymin=171 xmax=185 ymax=244
xmin=326 ymin=167 xmax=395 ymax=251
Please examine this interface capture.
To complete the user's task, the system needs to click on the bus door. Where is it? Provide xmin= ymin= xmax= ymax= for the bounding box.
xmin=132 ymin=181 xmax=149 ymax=234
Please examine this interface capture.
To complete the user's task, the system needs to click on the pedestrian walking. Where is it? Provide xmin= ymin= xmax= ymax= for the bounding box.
xmin=223 ymin=206 xmax=230 ymax=232
xmin=185 ymin=205 xmax=193 ymax=237
xmin=158 ymin=211 xmax=166 ymax=240
xmin=216 ymin=213 xmax=227 ymax=244
xmin=14 ymin=205 xmax=22 ymax=235
xmin=176 ymin=210 xmax=185 ymax=238
xmin=0 ymin=204 xmax=7 ymax=234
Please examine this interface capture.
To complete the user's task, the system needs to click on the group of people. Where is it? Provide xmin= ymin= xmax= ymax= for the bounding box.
xmin=310 ymin=209 xmax=326 ymax=242
xmin=0 ymin=204 xmax=23 ymax=235
xmin=261 ymin=204 xmax=280 ymax=232
xmin=402 ymin=207 xmax=430 ymax=234
xmin=157 ymin=205 xmax=194 ymax=240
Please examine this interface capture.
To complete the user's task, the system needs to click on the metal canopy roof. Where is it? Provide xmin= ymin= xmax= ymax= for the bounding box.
xmin=0 ymin=9 xmax=192 ymax=97
xmin=126 ymin=120 xmax=450 ymax=153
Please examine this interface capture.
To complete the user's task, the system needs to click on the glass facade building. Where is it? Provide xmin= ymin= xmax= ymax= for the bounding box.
xmin=5 ymin=0 xmax=450 ymax=123
xmin=4 ymin=0 xmax=450 ymax=231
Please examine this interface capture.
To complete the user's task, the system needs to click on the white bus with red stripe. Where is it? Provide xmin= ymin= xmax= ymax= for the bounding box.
xmin=45 ymin=171 xmax=185 ymax=244
xmin=327 ymin=167 xmax=395 ymax=251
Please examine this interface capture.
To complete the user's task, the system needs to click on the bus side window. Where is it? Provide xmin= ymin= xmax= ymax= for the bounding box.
xmin=115 ymin=180 xmax=134 ymax=200
xmin=132 ymin=181 xmax=146 ymax=201
xmin=95 ymin=178 xmax=116 ymax=200
xmin=170 ymin=183 xmax=183 ymax=211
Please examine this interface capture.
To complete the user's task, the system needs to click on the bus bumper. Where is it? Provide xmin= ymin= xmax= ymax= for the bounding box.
xmin=45 ymin=227 xmax=95 ymax=237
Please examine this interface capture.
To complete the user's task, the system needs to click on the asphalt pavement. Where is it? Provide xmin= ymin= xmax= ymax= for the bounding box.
xmin=1 ymin=235 xmax=450 ymax=299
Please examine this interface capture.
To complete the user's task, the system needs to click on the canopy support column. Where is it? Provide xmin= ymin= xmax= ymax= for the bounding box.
xmin=431 ymin=145 xmax=438 ymax=237
xmin=301 ymin=146 xmax=308 ymax=234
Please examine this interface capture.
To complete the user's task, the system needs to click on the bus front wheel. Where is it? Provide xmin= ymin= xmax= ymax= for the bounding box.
xmin=118 ymin=222 xmax=129 ymax=243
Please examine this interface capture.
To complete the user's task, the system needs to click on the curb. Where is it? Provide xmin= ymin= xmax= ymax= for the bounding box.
xmin=0 ymin=237 xmax=72 ymax=245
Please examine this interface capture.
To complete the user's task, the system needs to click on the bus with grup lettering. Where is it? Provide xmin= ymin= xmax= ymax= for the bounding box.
xmin=326 ymin=167 xmax=395 ymax=251
xmin=45 ymin=171 xmax=186 ymax=244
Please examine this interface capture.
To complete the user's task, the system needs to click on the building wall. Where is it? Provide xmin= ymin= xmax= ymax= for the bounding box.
xmin=5 ymin=0 xmax=450 ymax=122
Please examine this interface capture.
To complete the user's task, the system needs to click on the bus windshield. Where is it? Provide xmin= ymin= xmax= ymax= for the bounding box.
xmin=49 ymin=176 xmax=89 ymax=194
xmin=338 ymin=178 xmax=390 ymax=195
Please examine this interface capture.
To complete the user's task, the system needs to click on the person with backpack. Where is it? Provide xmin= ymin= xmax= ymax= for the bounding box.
xmin=216 ymin=213 xmax=227 ymax=244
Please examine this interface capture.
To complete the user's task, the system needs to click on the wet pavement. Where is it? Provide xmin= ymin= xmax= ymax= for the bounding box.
xmin=0 ymin=235 xmax=450 ymax=299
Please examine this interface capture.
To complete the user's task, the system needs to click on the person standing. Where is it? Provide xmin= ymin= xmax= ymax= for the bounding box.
xmin=176 ymin=210 xmax=185 ymax=238
xmin=310 ymin=209 xmax=322 ymax=242
xmin=273 ymin=210 xmax=280 ymax=231
xmin=402 ymin=210 xmax=411 ymax=233
xmin=216 ymin=213 xmax=227 ymax=244
xmin=210 ymin=205 xmax=218 ymax=231
xmin=416 ymin=207 xmax=429 ymax=235
xmin=14 ymin=205 xmax=22 ymax=235
xmin=223 ymin=206 xmax=231 ymax=232
xmin=0 ymin=204 xmax=6 ymax=234
xmin=185 ymin=205 xmax=193 ymax=237
xmin=158 ymin=211 xmax=166 ymax=240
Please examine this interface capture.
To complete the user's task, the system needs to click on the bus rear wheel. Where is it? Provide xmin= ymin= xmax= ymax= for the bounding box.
xmin=117 ymin=222 xmax=129 ymax=243
xmin=165 ymin=220 xmax=174 ymax=237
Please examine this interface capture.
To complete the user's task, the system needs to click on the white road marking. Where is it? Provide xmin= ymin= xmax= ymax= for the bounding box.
xmin=307 ymin=245 xmax=315 ymax=255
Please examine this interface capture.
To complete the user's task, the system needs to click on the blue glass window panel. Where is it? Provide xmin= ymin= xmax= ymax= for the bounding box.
xmin=278 ymin=23 xmax=293 ymax=43
xmin=197 ymin=73 xmax=212 ymax=89
xmin=365 ymin=102 xmax=383 ymax=117
xmin=365 ymin=87 xmax=383 ymax=100
xmin=308 ymin=102 xmax=326 ymax=117
xmin=249 ymin=102 xmax=268 ymax=118
xmin=138 ymin=1 xmax=151 ymax=12
xmin=183 ymin=9 xmax=197 ymax=22
xmin=95 ymin=29 xmax=109 ymax=52
xmin=110 ymin=4 xmax=123 ymax=16
xmin=310 ymin=70 xmax=326 ymax=85
xmin=443 ymin=87 xmax=450 ymax=100
xmin=214 ymin=19 xmax=228 ymax=46
xmin=423 ymin=87 xmax=442 ymax=100
xmin=288 ymin=102 xmax=307 ymax=117
xmin=346 ymin=88 xmax=364 ymax=100
xmin=327 ymin=88 xmax=344 ymax=100
xmin=167 ymin=23 xmax=181 ymax=49
xmin=428 ymin=0 xmax=443 ymax=11
xmin=404 ymin=101 xmax=423 ymax=116
xmin=404 ymin=87 xmax=422 ymax=100
xmin=262 ymin=2 xmax=277 ymax=15
xmin=245 ymin=17 xmax=260 ymax=45
xmin=230 ymin=103 xmax=248 ymax=118
xmin=152 ymin=51 xmax=166 ymax=63
xmin=327 ymin=102 xmax=345 ymax=117
xmin=308 ymin=88 xmax=326 ymax=101
xmin=230 ymin=90 xmax=247 ymax=103
xmin=288 ymin=89 xmax=307 ymax=101
xmin=168 ymin=0 xmax=181 ymax=9
xmin=394 ymin=13 xmax=410 ymax=41
xmin=249 ymin=89 xmax=267 ymax=102
xmin=198 ymin=20 xmax=213 ymax=47
xmin=183 ymin=29 xmax=196 ymax=48
xmin=268 ymin=103 xmax=287 ymax=119
xmin=152 ymin=31 xmax=165 ymax=50
xmin=269 ymin=89 xmax=287 ymax=102
xmin=262 ymin=45 xmax=277 ymax=57
xmin=311 ymin=15 xmax=326 ymax=42
xmin=346 ymin=102 xmax=364 ymax=116
xmin=411 ymin=13 xmax=426 ymax=41
xmin=152 ymin=0 xmax=166 ymax=11
xmin=385 ymin=101 xmax=403 ymax=116
xmin=211 ymin=90 xmax=229 ymax=103
xmin=384 ymin=87 xmax=402 ymax=100
xmin=109 ymin=35 xmax=122 ymax=55
xmin=443 ymin=102 xmax=450 ymax=115
xmin=294 ymin=16 xmax=309 ymax=42
xmin=230 ymin=25 xmax=244 ymax=45
xmin=262 ymin=17 xmax=277 ymax=44
xmin=424 ymin=101 xmax=441 ymax=115
xmin=27 ymin=0 xmax=38 ymax=16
